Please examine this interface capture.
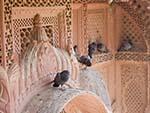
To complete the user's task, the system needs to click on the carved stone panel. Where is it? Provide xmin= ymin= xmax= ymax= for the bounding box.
xmin=121 ymin=63 xmax=148 ymax=113
xmin=118 ymin=7 xmax=147 ymax=52
xmin=4 ymin=0 xmax=72 ymax=67
xmin=87 ymin=9 xmax=105 ymax=42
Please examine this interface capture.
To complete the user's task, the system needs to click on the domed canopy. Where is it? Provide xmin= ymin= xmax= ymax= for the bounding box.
xmin=78 ymin=68 xmax=112 ymax=112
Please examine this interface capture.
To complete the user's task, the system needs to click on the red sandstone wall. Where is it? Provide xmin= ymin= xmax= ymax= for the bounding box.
xmin=0 ymin=0 xmax=149 ymax=113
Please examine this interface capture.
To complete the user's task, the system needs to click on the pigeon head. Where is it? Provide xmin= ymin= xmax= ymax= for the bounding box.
xmin=97 ymin=43 xmax=103 ymax=49
xmin=60 ymin=70 xmax=70 ymax=81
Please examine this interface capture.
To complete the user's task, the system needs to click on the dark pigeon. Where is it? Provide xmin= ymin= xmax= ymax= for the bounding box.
xmin=88 ymin=42 xmax=97 ymax=58
xmin=118 ymin=38 xmax=133 ymax=51
xmin=78 ymin=55 xmax=92 ymax=68
xmin=50 ymin=70 xmax=70 ymax=87
xmin=97 ymin=42 xmax=109 ymax=53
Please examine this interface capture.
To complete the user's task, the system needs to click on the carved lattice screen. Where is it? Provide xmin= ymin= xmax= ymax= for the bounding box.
xmin=121 ymin=64 xmax=147 ymax=113
xmin=120 ymin=11 xmax=147 ymax=52
xmin=12 ymin=16 xmax=59 ymax=56
xmin=4 ymin=0 xmax=72 ymax=67
xmin=73 ymin=0 xmax=106 ymax=3
xmin=19 ymin=25 xmax=54 ymax=54
xmin=87 ymin=9 xmax=105 ymax=42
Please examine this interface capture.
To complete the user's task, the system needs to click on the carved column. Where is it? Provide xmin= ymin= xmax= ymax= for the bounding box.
xmin=3 ymin=0 xmax=13 ymax=68
xmin=145 ymin=61 xmax=150 ymax=113
xmin=82 ymin=3 xmax=88 ymax=54
xmin=107 ymin=5 xmax=116 ymax=53
xmin=65 ymin=0 xmax=74 ymax=54
xmin=144 ymin=25 xmax=150 ymax=113
xmin=0 ymin=0 xmax=6 ymax=68
xmin=145 ymin=39 xmax=150 ymax=113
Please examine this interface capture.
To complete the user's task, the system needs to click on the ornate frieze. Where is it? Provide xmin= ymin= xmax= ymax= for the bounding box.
xmin=115 ymin=52 xmax=150 ymax=62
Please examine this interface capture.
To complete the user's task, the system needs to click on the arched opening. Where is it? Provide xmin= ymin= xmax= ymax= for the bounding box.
xmin=63 ymin=93 xmax=108 ymax=113
xmin=22 ymin=88 xmax=109 ymax=113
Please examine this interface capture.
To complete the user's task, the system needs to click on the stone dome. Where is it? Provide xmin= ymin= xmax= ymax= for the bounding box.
xmin=78 ymin=68 xmax=112 ymax=112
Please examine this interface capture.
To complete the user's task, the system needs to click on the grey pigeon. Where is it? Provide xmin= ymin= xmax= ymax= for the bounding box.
xmin=78 ymin=55 xmax=92 ymax=68
xmin=97 ymin=42 xmax=109 ymax=53
xmin=50 ymin=70 xmax=70 ymax=87
xmin=118 ymin=39 xmax=133 ymax=51
xmin=88 ymin=42 xmax=97 ymax=58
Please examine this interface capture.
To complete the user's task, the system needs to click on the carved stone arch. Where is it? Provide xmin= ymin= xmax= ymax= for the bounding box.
xmin=63 ymin=92 xmax=110 ymax=113
xmin=78 ymin=68 xmax=112 ymax=112
xmin=22 ymin=88 xmax=110 ymax=113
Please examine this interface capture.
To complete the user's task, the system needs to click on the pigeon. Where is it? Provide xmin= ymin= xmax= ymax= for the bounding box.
xmin=73 ymin=45 xmax=80 ymax=58
xmin=97 ymin=42 xmax=109 ymax=53
xmin=118 ymin=38 xmax=133 ymax=51
xmin=78 ymin=55 xmax=92 ymax=69
xmin=88 ymin=42 xmax=97 ymax=58
xmin=50 ymin=70 xmax=70 ymax=87
xmin=73 ymin=45 xmax=78 ymax=54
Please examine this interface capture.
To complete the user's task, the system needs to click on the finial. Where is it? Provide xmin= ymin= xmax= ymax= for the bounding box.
xmin=33 ymin=13 xmax=42 ymax=26
xmin=31 ymin=14 xmax=49 ymax=42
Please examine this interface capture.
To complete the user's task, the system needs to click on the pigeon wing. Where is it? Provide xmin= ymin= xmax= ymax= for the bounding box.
xmin=54 ymin=73 xmax=61 ymax=83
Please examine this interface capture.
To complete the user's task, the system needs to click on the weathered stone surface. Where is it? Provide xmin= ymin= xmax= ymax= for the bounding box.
xmin=22 ymin=86 xmax=109 ymax=113
xmin=79 ymin=68 xmax=112 ymax=112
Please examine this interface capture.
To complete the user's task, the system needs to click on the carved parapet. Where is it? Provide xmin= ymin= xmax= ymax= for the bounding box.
xmin=93 ymin=53 xmax=113 ymax=64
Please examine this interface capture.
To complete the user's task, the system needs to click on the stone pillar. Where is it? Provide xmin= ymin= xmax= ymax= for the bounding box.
xmin=144 ymin=24 xmax=150 ymax=113
xmin=65 ymin=0 xmax=73 ymax=53
xmin=0 ymin=0 xmax=6 ymax=68
xmin=107 ymin=5 xmax=116 ymax=53
xmin=82 ymin=3 xmax=88 ymax=54
xmin=145 ymin=61 xmax=150 ymax=113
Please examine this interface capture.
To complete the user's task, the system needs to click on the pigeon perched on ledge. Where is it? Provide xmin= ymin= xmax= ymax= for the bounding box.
xmin=50 ymin=70 xmax=70 ymax=88
xmin=97 ymin=42 xmax=109 ymax=53
xmin=88 ymin=42 xmax=97 ymax=58
xmin=78 ymin=55 xmax=92 ymax=69
xmin=73 ymin=45 xmax=92 ymax=69
xmin=118 ymin=38 xmax=133 ymax=51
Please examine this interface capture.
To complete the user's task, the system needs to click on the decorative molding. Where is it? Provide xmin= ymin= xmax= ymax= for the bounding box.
xmin=115 ymin=52 xmax=150 ymax=62
xmin=121 ymin=63 xmax=147 ymax=113
xmin=93 ymin=53 xmax=113 ymax=63
xmin=12 ymin=7 xmax=65 ymax=19
xmin=73 ymin=0 xmax=106 ymax=3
